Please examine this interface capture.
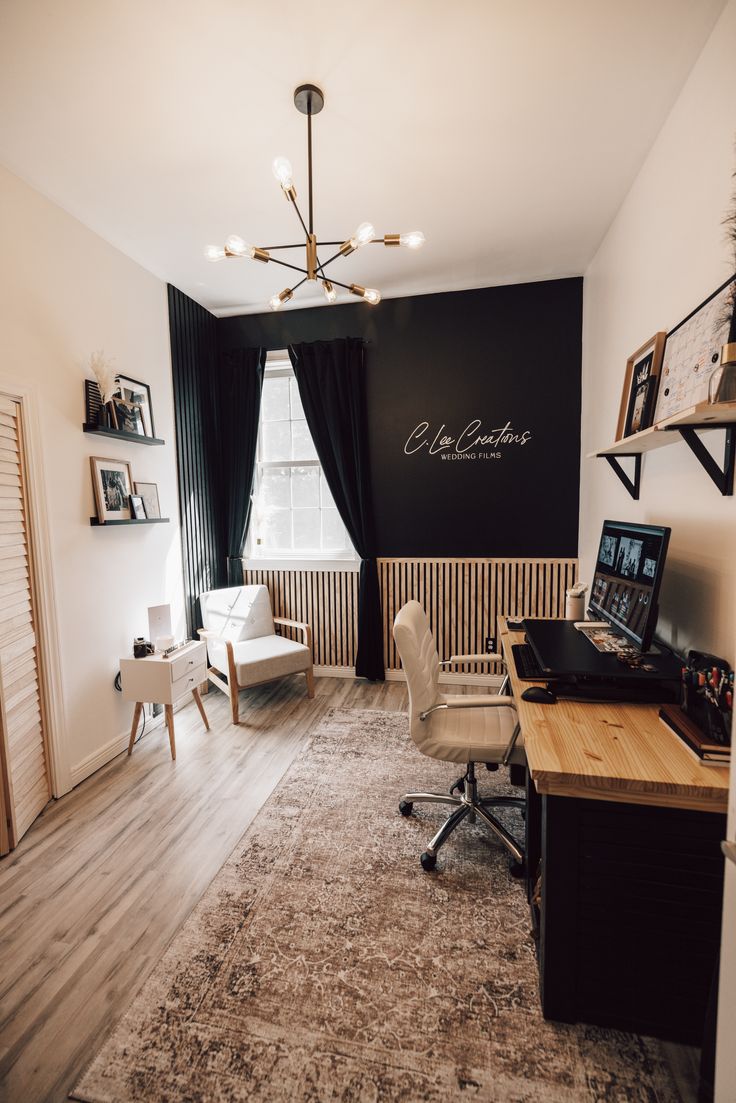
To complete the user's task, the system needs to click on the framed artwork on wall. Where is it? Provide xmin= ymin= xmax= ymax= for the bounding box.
xmin=90 ymin=457 xmax=134 ymax=523
xmin=615 ymin=332 xmax=666 ymax=440
xmin=135 ymin=481 xmax=161 ymax=519
xmin=111 ymin=397 xmax=146 ymax=436
xmin=116 ymin=376 xmax=156 ymax=438
xmin=652 ymin=275 xmax=736 ymax=424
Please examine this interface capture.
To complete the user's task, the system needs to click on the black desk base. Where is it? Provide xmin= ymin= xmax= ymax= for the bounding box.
xmin=525 ymin=777 xmax=726 ymax=1045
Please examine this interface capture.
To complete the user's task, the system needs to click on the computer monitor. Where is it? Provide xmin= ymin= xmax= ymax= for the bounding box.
xmin=589 ymin=520 xmax=671 ymax=651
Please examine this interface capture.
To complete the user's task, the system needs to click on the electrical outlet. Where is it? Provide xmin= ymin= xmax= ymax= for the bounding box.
xmin=485 ymin=636 xmax=496 ymax=654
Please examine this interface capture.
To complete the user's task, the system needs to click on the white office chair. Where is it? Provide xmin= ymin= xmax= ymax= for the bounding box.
xmin=198 ymin=585 xmax=314 ymax=723
xmin=393 ymin=600 xmax=525 ymax=872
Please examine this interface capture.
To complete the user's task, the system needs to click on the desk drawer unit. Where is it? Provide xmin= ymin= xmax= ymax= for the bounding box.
xmin=120 ymin=643 xmax=207 ymax=705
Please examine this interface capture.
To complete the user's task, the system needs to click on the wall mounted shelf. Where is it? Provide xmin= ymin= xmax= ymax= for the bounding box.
xmin=589 ymin=401 xmax=736 ymax=498
xmin=89 ymin=517 xmax=170 ymax=527
xmin=83 ymin=423 xmax=165 ymax=446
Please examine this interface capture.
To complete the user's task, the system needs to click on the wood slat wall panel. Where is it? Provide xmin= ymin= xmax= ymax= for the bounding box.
xmin=244 ymin=557 xmax=577 ymax=672
xmin=168 ymin=284 xmax=225 ymax=636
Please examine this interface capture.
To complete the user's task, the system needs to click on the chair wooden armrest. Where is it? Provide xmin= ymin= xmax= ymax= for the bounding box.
xmin=420 ymin=697 xmax=517 ymax=719
xmin=273 ymin=616 xmax=312 ymax=650
xmin=440 ymin=652 xmax=504 ymax=665
xmin=197 ymin=628 xmax=221 ymax=641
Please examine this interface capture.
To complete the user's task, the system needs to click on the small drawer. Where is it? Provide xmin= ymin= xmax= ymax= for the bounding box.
xmin=169 ymin=644 xmax=206 ymax=682
xmin=171 ymin=663 xmax=207 ymax=701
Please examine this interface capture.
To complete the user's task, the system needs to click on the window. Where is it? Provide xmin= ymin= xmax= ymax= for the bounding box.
xmin=247 ymin=354 xmax=355 ymax=562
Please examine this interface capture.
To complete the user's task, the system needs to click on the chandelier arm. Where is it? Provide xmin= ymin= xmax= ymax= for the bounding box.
xmin=289 ymin=197 xmax=311 ymax=241
xmin=266 ymin=256 xmax=310 ymax=277
xmin=261 ymin=244 xmax=309 ymax=251
xmin=316 ymin=241 xmax=345 ymax=247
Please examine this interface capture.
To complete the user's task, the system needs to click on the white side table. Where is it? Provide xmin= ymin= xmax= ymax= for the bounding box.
xmin=120 ymin=640 xmax=209 ymax=760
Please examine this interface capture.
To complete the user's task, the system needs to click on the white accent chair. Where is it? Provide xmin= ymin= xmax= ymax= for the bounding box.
xmin=393 ymin=600 xmax=525 ymax=872
xmin=198 ymin=585 xmax=314 ymax=724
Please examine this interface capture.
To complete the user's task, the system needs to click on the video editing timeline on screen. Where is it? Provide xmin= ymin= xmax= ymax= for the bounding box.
xmin=590 ymin=522 xmax=668 ymax=648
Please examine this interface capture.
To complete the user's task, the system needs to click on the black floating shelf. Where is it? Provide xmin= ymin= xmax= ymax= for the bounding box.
xmin=90 ymin=517 xmax=170 ymax=527
xmin=83 ymin=423 xmax=165 ymax=446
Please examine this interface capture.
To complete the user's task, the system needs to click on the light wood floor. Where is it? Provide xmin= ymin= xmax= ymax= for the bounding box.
xmin=0 ymin=676 xmax=698 ymax=1103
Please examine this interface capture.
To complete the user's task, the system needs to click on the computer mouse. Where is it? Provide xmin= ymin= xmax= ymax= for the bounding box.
xmin=521 ymin=685 xmax=557 ymax=704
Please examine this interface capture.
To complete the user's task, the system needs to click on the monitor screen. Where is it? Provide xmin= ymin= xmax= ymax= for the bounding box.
xmin=589 ymin=520 xmax=671 ymax=650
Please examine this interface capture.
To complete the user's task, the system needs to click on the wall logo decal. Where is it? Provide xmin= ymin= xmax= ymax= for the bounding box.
xmin=404 ymin=419 xmax=532 ymax=460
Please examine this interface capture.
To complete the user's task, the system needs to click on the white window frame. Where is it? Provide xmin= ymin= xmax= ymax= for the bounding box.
xmin=244 ymin=352 xmax=359 ymax=571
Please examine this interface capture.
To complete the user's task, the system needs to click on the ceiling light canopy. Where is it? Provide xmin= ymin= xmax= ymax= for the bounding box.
xmin=204 ymin=83 xmax=425 ymax=310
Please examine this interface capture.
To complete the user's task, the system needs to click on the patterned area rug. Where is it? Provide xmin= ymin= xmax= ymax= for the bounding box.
xmin=71 ymin=708 xmax=681 ymax=1102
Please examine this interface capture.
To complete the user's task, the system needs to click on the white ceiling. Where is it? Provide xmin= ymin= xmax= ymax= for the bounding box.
xmin=0 ymin=0 xmax=726 ymax=316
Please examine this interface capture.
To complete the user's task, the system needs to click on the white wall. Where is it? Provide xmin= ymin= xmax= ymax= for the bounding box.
xmin=0 ymin=164 xmax=185 ymax=793
xmin=580 ymin=5 xmax=736 ymax=1099
xmin=580 ymin=0 xmax=736 ymax=661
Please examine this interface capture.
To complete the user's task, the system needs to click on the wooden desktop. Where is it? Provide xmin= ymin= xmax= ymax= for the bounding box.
xmin=500 ymin=617 xmax=728 ymax=1044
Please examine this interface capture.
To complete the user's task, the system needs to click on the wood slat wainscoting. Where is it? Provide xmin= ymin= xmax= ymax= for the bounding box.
xmin=244 ymin=558 xmax=578 ymax=675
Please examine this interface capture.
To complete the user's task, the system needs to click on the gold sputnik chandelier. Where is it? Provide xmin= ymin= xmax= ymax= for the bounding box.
xmin=205 ymin=83 xmax=425 ymax=310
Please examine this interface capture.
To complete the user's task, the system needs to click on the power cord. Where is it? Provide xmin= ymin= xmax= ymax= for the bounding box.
xmin=113 ymin=670 xmax=147 ymax=746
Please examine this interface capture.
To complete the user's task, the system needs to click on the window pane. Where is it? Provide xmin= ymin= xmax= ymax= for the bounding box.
xmin=259 ymin=466 xmax=290 ymax=509
xmin=261 ymin=377 xmax=290 ymax=422
xmin=289 ymin=377 xmax=304 ymax=421
xmin=322 ymin=508 xmax=348 ymax=550
xmin=293 ymin=508 xmax=320 ymax=550
xmin=291 ymin=419 xmax=318 ymax=461
xmin=261 ymin=508 xmax=291 ymax=550
xmin=262 ymin=420 xmax=291 ymax=462
xmin=292 ymin=466 xmax=319 ymax=508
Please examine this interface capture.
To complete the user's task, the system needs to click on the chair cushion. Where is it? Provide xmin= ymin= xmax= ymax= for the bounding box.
xmin=200 ymin=585 xmax=274 ymax=644
xmin=420 ymin=694 xmax=526 ymax=766
xmin=208 ymin=634 xmax=311 ymax=687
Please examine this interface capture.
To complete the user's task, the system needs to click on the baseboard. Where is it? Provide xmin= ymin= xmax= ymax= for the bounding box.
xmin=69 ymin=705 xmax=171 ymax=788
xmin=314 ymin=664 xmax=503 ymax=688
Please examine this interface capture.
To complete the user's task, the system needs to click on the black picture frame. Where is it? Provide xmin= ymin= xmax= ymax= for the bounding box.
xmin=129 ymin=494 xmax=147 ymax=520
xmin=625 ymin=377 xmax=654 ymax=437
xmin=116 ymin=375 xmax=155 ymax=438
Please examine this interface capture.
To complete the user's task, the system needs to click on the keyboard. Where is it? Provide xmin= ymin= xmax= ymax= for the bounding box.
xmin=511 ymin=642 xmax=545 ymax=681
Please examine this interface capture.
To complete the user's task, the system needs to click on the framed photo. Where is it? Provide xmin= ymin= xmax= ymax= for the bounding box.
xmin=111 ymin=397 xmax=146 ymax=436
xmin=90 ymin=457 xmax=134 ymax=522
xmin=135 ymin=481 xmax=161 ymax=519
xmin=624 ymin=377 xmax=654 ymax=437
xmin=615 ymin=332 xmax=666 ymax=440
xmin=653 ymin=274 xmax=735 ymax=424
xmin=129 ymin=494 xmax=147 ymax=520
xmin=116 ymin=376 xmax=155 ymax=438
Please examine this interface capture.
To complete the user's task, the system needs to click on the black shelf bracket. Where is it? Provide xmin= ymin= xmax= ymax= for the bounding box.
xmin=676 ymin=425 xmax=736 ymax=495
xmin=601 ymin=453 xmax=641 ymax=500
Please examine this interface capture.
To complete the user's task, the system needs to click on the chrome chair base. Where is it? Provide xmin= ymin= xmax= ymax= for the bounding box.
xmin=399 ymin=762 xmax=525 ymax=872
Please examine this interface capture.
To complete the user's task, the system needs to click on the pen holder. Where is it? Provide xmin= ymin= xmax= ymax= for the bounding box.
xmin=565 ymin=592 xmax=586 ymax=620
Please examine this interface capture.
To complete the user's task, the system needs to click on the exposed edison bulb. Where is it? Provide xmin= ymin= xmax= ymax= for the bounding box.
xmin=352 ymin=221 xmax=375 ymax=249
xmin=399 ymin=230 xmax=425 ymax=249
xmin=204 ymin=244 xmax=226 ymax=262
xmin=272 ymin=156 xmax=293 ymax=189
xmin=322 ymin=280 xmax=337 ymax=304
xmin=225 ymin=234 xmax=256 ymax=258
xmin=269 ymin=288 xmax=293 ymax=311
xmin=363 ymin=287 xmax=381 ymax=305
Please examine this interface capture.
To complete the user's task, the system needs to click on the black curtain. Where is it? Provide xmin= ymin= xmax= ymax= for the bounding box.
xmin=289 ymin=338 xmax=384 ymax=681
xmin=212 ymin=346 xmax=266 ymax=585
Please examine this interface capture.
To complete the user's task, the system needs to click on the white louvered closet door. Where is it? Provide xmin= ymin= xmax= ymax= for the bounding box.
xmin=0 ymin=397 xmax=50 ymax=854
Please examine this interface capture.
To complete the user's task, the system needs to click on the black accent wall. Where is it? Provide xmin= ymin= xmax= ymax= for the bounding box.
xmin=218 ymin=278 xmax=583 ymax=557
xmin=168 ymin=284 xmax=225 ymax=634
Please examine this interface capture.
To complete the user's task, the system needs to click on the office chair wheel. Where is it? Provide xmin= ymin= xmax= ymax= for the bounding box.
xmin=484 ymin=763 xmax=499 ymax=772
xmin=399 ymin=800 xmax=414 ymax=816
xmin=449 ymin=776 xmax=465 ymax=796
xmin=420 ymin=851 xmax=437 ymax=871
xmin=509 ymin=859 xmax=526 ymax=879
